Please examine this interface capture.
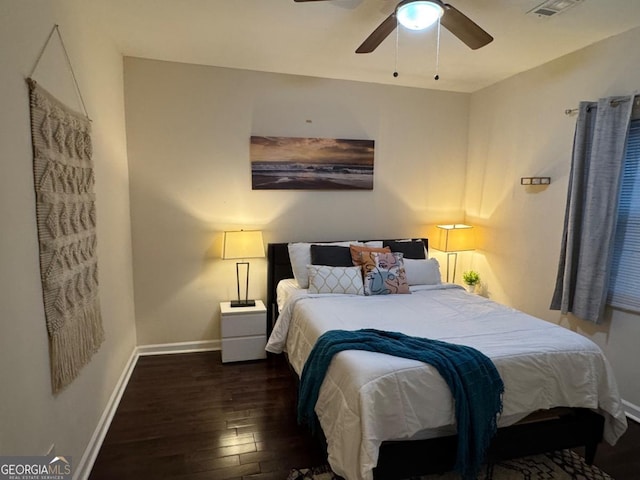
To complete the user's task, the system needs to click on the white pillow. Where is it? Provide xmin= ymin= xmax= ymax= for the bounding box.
xmin=288 ymin=241 xmax=359 ymax=288
xmin=364 ymin=240 xmax=383 ymax=247
xmin=307 ymin=265 xmax=364 ymax=295
xmin=404 ymin=258 xmax=442 ymax=286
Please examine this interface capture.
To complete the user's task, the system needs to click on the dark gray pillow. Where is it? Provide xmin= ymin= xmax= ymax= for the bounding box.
xmin=310 ymin=245 xmax=353 ymax=267
xmin=383 ymin=240 xmax=426 ymax=259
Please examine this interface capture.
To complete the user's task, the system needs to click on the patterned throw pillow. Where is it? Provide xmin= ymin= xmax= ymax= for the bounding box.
xmin=349 ymin=244 xmax=391 ymax=265
xmin=307 ymin=265 xmax=364 ymax=295
xmin=360 ymin=252 xmax=410 ymax=295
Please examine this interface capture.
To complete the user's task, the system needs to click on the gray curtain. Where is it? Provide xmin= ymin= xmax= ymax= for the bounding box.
xmin=551 ymin=96 xmax=633 ymax=323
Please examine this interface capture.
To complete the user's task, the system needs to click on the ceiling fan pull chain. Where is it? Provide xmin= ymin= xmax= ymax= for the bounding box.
xmin=434 ymin=18 xmax=441 ymax=81
xmin=393 ymin=16 xmax=399 ymax=78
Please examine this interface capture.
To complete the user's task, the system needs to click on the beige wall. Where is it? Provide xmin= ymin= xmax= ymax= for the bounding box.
xmin=123 ymin=57 xmax=470 ymax=345
xmin=0 ymin=0 xmax=137 ymax=470
xmin=466 ymin=26 xmax=640 ymax=410
xmin=3 ymin=2 xmax=636 ymax=467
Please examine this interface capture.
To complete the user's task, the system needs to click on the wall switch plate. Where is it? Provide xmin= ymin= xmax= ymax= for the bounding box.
xmin=521 ymin=176 xmax=551 ymax=186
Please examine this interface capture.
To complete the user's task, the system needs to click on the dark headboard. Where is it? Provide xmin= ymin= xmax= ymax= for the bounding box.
xmin=266 ymin=238 xmax=428 ymax=334
xmin=266 ymin=242 xmax=294 ymax=334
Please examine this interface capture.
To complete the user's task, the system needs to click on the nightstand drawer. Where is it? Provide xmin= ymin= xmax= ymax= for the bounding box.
xmin=222 ymin=336 xmax=267 ymax=363
xmin=220 ymin=300 xmax=267 ymax=363
xmin=221 ymin=313 xmax=265 ymax=337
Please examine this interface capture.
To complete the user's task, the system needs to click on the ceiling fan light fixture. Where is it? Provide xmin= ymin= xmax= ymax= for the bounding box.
xmin=396 ymin=1 xmax=444 ymax=31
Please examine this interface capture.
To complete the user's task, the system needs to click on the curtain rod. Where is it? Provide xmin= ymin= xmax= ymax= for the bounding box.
xmin=565 ymin=97 xmax=635 ymax=116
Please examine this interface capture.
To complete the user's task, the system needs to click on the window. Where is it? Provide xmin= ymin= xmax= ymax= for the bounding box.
xmin=608 ymin=118 xmax=640 ymax=312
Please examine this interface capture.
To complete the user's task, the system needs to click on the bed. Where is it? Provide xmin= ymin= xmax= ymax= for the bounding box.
xmin=264 ymin=239 xmax=627 ymax=480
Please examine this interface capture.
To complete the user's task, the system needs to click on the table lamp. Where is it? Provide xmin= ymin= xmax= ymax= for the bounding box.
xmin=222 ymin=230 xmax=264 ymax=307
xmin=430 ymin=224 xmax=475 ymax=283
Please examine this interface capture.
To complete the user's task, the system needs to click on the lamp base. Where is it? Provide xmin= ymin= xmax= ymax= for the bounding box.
xmin=230 ymin=299 xmax=256 ymax=308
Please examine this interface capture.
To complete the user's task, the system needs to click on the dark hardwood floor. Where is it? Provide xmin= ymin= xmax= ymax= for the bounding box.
xmin=89 ymin=352 xmax=326 ymax=480
xmin=89 ymin=351 xmax=640 ymax=480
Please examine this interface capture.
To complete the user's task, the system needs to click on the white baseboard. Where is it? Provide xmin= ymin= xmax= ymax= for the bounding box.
xmin=137 ymin=339 xmax=220 ymax=356
xmin=623 ymin=399 xmax=640 ymax=423
xmin=74 ymin=348 xmax=139 ymax=480
xmin=74 ymin=340 xmax=220 ymax=480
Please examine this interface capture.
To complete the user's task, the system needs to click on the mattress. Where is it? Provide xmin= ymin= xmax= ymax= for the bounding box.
xmin=266 ymin=282 xmax=627 ymax=480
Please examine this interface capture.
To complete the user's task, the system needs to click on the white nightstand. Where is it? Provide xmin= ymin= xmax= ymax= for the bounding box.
xmin=220 ymin=300 xmax=267 ymax=363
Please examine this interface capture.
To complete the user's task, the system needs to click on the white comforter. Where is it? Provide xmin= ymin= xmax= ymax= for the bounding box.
xmin=266 ymin=282 xmax=627 ymax=480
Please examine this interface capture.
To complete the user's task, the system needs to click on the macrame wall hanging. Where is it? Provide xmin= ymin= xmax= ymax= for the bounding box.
xmin=27 ymin=25 xmax=104 ymax=394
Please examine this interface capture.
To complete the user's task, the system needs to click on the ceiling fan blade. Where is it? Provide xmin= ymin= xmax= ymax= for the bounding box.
xmin=440 ymin=3 xmax=493 ymax=50
xmin=356 ymin=13 xmax=397 ymax=54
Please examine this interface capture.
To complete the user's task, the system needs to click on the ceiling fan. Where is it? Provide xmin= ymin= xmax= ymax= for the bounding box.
xmin=294 ymin=0 xmax=493 ymax=54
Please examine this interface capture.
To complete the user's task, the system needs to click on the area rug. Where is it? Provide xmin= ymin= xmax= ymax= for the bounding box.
xmin=288 ymin=449 xmax=613 ymax=480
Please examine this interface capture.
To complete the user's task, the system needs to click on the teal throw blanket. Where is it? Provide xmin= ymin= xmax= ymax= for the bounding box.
xmin=298 ymin=329 xmax=504 ymax=480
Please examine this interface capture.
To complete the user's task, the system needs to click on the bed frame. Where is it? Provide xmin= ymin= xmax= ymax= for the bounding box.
xmin=266 ymin=240 xmax=605 ymax=479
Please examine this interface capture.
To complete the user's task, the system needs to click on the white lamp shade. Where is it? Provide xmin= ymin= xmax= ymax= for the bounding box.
xmin=430 ymin=224 xmax=475 ymax=252
xmin=222 ymin=230 xmax=265 ymax=259
xmin=396 ymin=1 xmax=444 ymax=30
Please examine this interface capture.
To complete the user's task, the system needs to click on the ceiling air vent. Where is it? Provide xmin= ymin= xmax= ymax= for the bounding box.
xmin=528 ymin=0 xmax=583 ymax=18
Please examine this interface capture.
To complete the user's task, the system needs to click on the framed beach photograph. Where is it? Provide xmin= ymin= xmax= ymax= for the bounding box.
xmin=250 ymin=136 xmax=375 ymax=190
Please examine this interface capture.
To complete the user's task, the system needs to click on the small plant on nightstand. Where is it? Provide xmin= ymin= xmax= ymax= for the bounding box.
xmin=462 ymin=270 xmax=480 ymax=293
